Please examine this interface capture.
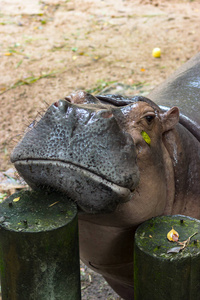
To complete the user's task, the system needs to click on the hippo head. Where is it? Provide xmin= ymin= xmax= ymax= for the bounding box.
xmin=11 ymin=91 xmax=179 ymax=219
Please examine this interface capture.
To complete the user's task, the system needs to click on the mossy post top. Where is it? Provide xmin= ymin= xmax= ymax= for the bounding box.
xmin=135 ymin=215 xmax=200 ymax=259
xmin=0 ymin=190 xmax=77 ymax=233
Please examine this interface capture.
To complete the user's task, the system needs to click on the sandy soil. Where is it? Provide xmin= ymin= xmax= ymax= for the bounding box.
xmin=0 ymin=0 xmax=200 ymax=299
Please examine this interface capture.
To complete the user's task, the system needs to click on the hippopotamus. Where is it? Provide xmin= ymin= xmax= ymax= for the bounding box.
xmin=11 ymin=52 xmax=200 ymax=299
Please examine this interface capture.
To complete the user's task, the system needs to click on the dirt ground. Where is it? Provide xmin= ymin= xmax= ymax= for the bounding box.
xmin=0 ymin=0 xmax=200 ymax=299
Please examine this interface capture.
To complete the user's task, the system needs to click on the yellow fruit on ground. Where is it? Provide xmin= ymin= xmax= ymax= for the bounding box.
xmin=152 ymin=47 xmax=161 ymax=58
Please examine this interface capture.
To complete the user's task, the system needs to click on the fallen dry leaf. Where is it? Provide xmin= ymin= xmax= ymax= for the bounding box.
xmin=167 ymin=227 xmax=179 ymax=242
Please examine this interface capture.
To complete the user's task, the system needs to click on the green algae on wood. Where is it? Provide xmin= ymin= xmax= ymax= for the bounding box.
xmin=134 ymin=215 xmax=200 ymax=300
xmin=0 ymin=190 xmax=81 ymax=300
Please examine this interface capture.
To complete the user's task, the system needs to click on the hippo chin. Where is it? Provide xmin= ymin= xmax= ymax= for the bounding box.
xmin=11 ymin=53 xmax=200 ymax=300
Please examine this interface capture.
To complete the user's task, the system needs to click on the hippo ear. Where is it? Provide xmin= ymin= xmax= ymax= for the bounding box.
xmin=161 ymin=107 xmax=179 ymax=132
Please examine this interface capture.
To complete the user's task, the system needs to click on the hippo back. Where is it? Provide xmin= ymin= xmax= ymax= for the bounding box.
xmin=148 ymin=52 xmax=200 ymax=141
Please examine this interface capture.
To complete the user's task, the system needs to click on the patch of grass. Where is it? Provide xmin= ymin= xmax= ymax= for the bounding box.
xmin=0 ymin=70 xmax=59 ymax=95
xmin=86 ymin=79 xmax=117 ymax=94
xmin=50 ymin=43 xmax=69 ymax=52
xmin=6 ymin=43 xmax=29 ymax=57
xmin=0 ymin=21 xmax=14 ymax=25
xmin=71 ymin=47 xmax=78 ymax=52
xmin=0 ymin=193 xmax=7 ymax=202
xmin=16 ymin=60 xmax=23 ymax=68
xmin=142 ymin=14 xmax=164 ymax=18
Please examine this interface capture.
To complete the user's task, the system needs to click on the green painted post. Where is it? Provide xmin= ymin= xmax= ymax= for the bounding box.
xmin=134 ymin=215 xmax=200 ymax=300
xmin=0 ymin=190 xmax=81 ymax=300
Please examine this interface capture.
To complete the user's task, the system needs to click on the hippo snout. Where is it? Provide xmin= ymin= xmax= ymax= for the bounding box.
xmin=11 ymin=95 xmax=139 ymax=213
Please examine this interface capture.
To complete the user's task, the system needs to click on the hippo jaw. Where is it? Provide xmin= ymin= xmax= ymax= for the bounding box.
xmin=13 ymin=159 xmax=134 ymax=213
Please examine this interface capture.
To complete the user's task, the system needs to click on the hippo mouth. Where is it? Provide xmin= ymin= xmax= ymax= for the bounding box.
xmin=14 ymin=159 xmax=133 ymax=214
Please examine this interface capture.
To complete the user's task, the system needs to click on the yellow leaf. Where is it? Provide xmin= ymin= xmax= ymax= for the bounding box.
xmin=72 ymin=55 xmax=77 ymax=60
xmin=140 ymin=68 xmax=146 ymax=72
xmin=141 ymin=131 xmax=151 ymax=145
xmin=4 ymin=53 xmax=12 ymax=56
xmin=13 ymin=197 xmax=20 ymax=202
xmin=78 ymin=51 xmax=85 ymax=56
xmin=167 ymin=227 xmax=179 ymax=242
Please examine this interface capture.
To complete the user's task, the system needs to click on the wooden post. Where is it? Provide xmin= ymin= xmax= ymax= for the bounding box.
xmin=134 ymin=215 xmax=200 ymax=300
xmin=0 ymin=190 xmax=81 ymax=300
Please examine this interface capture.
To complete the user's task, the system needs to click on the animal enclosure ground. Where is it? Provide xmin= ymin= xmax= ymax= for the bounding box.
xmin=0 ymin=0 xmax=200 ymax=299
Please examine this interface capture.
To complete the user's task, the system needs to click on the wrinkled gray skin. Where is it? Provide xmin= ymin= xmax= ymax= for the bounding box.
xmin=11 ymin=53 xmax=200 ymax=300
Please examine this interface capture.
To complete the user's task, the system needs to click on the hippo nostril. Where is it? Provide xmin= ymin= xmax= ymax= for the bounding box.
xmin=53 ymin=99 xmax=69 ymax=113
xmin=54 ymin=101 xmax=59 ymax=107
xmin=64 ymin=96 xmax=71 ymax=103
xmin=101 ymin=111 xmax=113 ymax=119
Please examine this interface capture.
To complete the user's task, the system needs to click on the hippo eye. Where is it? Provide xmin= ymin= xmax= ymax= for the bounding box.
xmin=145 ymin=115 xmax=155 ymax=124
